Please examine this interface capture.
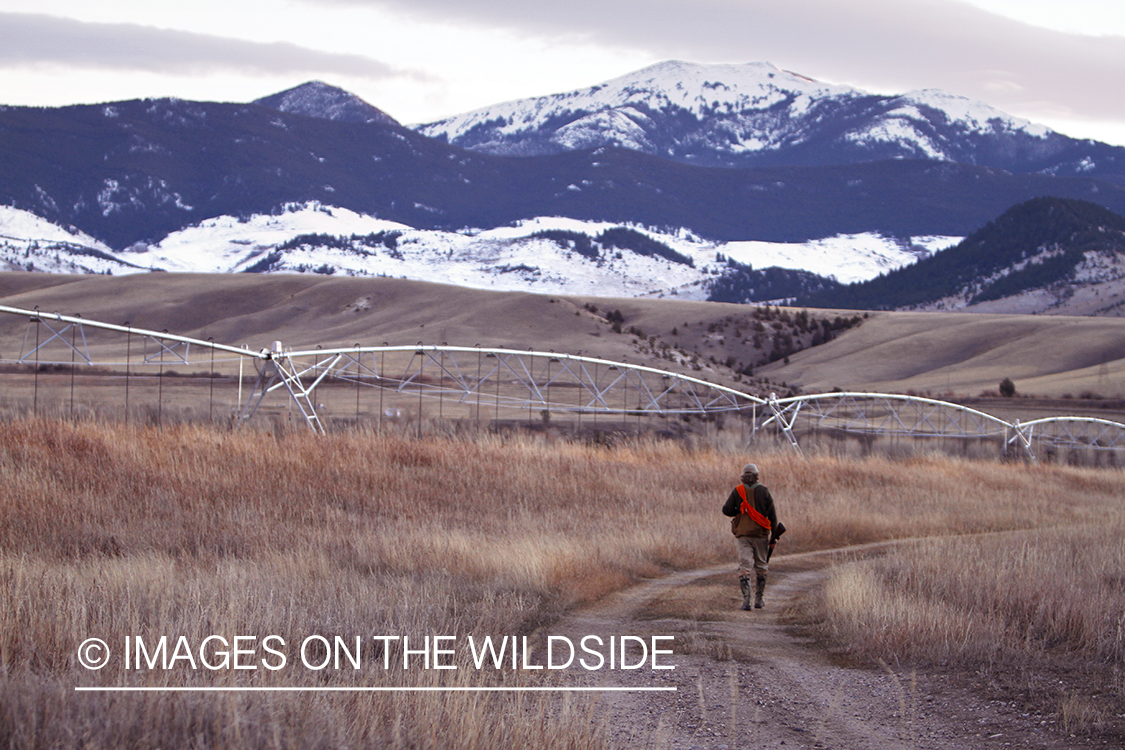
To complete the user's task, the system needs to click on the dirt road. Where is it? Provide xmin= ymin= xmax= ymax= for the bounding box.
xmin=536 ymin=545 xmax=1090 ymax=750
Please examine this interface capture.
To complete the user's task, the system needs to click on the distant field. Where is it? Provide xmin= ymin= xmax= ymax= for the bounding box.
xmin=1 ymin=271 xmax=1124 ymax=406
xmin=766 ymin=310 xmax=1125 ymax=399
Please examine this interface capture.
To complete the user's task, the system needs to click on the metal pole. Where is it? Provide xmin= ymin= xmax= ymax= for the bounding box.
xmin=158 ymin=331 xmax=166 ymax=426
xmin=576 ymin=357 xmax=582 ymax=431
xmin=593 ymin=363 xmax=599 ymax=430
xmin=208 ymin=338 xmax=215 ymax=423
xmin=125 ymin=324 xmax=131 ymax=424
xmin=417 ymin=345 xmax=424 ymax=439
xmin=475 ymin=347 xmax=482 ymax=426
xmin=636 ymin=372 xmax=642 ymax=437
xmin=661 ymin=377 xmax=668 ymax=435
xmin=546 ymin=357 xmax=553 ymax=428
xmin=69 ymin=318 xmax=77 ymax=418
xmin=238 ymin=346 xmax=245 ymax=417
xmin=32 ymin=311 xmax=39 ymax=417
xmin=620 ymin=363 xmax=627 ymax=434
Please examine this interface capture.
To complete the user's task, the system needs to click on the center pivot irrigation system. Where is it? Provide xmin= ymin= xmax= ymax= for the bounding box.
xmin=3 ymin=305 xmax=1124 ymax=463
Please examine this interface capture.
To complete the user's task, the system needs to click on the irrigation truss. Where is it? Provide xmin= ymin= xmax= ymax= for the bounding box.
xmin=1 ymin=304 xmax=1122 ymax=464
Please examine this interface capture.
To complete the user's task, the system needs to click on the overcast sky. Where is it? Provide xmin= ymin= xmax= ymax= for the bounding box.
xmin=1 ymin=0 xmax=1123 ymax=145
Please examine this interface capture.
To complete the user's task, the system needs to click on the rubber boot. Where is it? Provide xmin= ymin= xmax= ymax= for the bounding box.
xmin=754 ymin=575 xmax=766 ymax=609
xmin=739 ymin=576 xmax=753 ymax=610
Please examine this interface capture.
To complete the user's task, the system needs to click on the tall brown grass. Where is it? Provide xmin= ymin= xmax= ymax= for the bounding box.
xmin=819 ymin=526 xmax=1125 ymax=667
xmin=2 ymin=418 xmax=1124 ymax=747
xmin=812 ymin=484 xmax=1125 ymax=734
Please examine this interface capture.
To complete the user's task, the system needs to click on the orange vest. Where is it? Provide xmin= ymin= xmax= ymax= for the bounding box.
xmin=736 ymin=484 xmax=771 ymax=531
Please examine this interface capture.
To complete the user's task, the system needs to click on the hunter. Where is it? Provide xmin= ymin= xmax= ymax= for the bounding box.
xmin=722 ymin=463 xmax=780 ymax=610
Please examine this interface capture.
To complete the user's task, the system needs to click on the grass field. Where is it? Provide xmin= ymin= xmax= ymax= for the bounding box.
xmin=1 ymin=418 xmax=1124 ymax=747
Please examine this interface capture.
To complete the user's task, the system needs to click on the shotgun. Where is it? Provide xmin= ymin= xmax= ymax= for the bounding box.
xmin=767 ymin=522 xmax=787 ymax=561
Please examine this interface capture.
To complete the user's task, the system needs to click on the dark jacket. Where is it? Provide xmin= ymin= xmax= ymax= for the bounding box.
xmin=722 ymin=482 xmax=778 ymax=538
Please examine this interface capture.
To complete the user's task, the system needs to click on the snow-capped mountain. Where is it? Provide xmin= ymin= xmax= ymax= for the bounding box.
xmin=1 ymin=83 xmax=1123 ymax=253
xmin=415 ymin=60 xmax=1121 ymax=179
xmin=417 ymin=62 xmax=862 ymax=160
xmin=254 ymin=81 xmax=400 ymax=127
xmin=0 ymin=202 xmax=956 ymax=301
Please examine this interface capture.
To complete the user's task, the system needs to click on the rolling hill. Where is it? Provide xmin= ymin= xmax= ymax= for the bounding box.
xmin=0 ymin=271 xmax=1121 ymax=402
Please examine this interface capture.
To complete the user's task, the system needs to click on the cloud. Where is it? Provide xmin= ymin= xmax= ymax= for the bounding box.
xmin=0 ymin=12 xmax=417 ymax=80
xmin=317 ymin=0 xmax=1125 ymax=122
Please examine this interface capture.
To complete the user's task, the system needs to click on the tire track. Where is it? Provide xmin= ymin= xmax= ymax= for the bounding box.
xmin=535 ymin=540 xmax=1073 ymax=750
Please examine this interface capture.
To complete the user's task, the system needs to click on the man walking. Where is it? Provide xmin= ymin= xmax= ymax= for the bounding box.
xmin=722 ymin=463 xmax=779 ymax=610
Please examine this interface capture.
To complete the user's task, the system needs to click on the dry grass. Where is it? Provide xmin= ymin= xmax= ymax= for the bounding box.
xmin=3 ymin=418 xmax=1125 ymax=747
xmin=819 ymin=526 xmax=1125 ymax=666
xmin=813 ymin=496 xmax=1125 ymax=734
xmin=0 ymin=419 xmax=733 ymax=749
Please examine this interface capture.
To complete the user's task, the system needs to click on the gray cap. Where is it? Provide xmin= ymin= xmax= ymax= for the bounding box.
xmin=742 ymin=463 xmax=759 ymax=476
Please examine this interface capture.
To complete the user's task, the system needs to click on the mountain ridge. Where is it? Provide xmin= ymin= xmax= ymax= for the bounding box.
xmin=413 ymin=60 xmax=1125 ymax=183
xmin=799 ymin=197 xmax=1125 ymax=315
xmin=3 ymin=95 xmax=1121 ymax=251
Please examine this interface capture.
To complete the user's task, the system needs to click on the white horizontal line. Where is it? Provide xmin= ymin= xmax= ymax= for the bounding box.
xmin=75 ymin=686 xmax=677 ymax=693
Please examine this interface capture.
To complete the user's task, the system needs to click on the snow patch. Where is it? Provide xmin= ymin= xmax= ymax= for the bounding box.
xmin=722 ymin=234 xmax=949 ymax=285
xmin=845 ymin=120 xmax=945 ymax=159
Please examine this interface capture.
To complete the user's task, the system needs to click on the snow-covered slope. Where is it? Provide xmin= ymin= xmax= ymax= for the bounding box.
xmin=0 ymin=207 xmax=143 ymax=274
xmin=721 ymin=234 xmax=954 ymax=284
xmin=120 ymin=204 xmax=409 ymax=274
xmin=111 ymin=203 xmax=954 ymax=297
xmin=414 ymin=60 xmax=1059 ymax=169
xmin=0 ymin=202 xmax=954 ymax=298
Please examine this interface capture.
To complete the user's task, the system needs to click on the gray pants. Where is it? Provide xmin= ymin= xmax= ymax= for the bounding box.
xmin=736 ymin=535 xmax=770 ymax=577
